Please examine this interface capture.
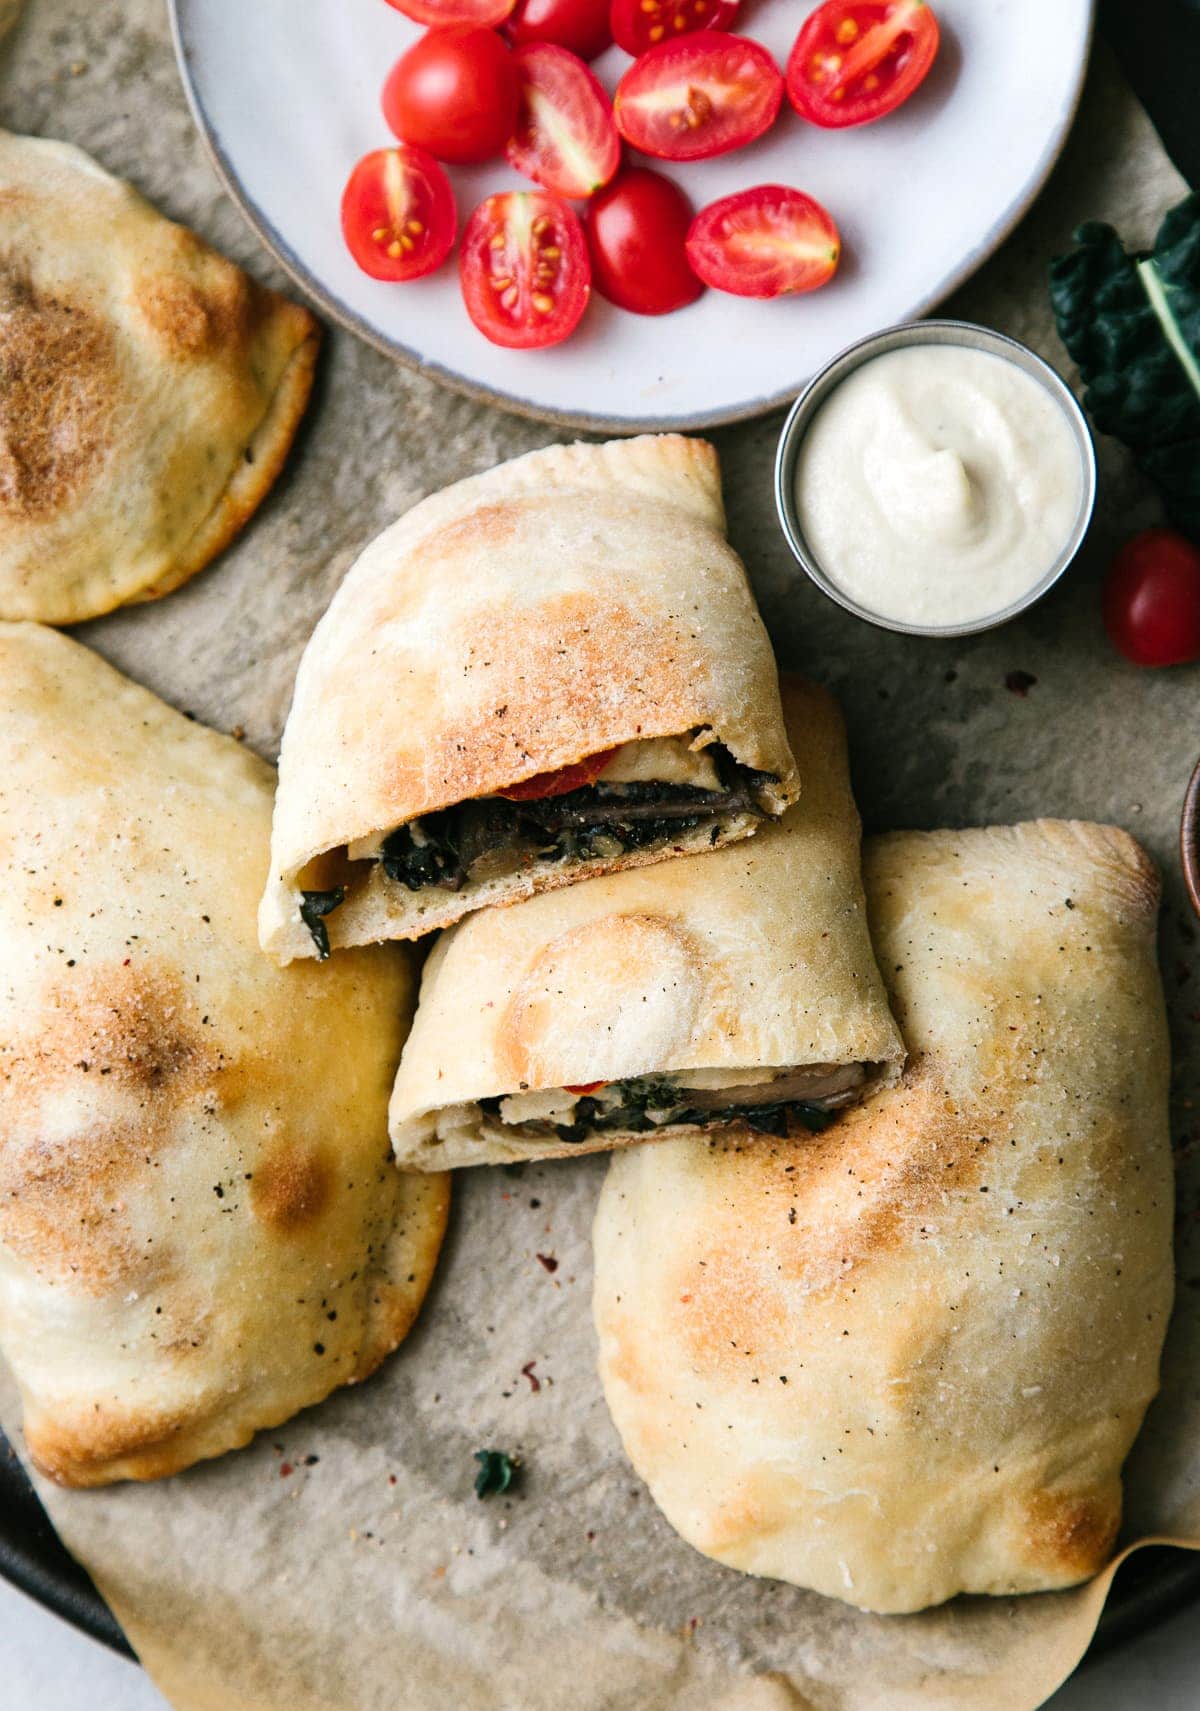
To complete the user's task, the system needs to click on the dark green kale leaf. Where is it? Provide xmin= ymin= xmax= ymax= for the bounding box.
xmin=474 ymin=1447 xmax=519 ymax=1499
xmin=299 ymin=886 xmax=346 ymax=961
xmin=1049 ymin=193 xmax=1200 ymax=537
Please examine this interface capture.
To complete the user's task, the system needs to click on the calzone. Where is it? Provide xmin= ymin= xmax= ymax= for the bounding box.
xmin=390 ymin=679 xmax=903 ymax=1167
xmin=594 ymin=820 xmax=1173 ymax=1613
xmin=0 ymin=131 xmax=319 ymax=623
xmin=0 ymin=623 xmax=448 ymax=1487
xmin=260 ymin=435 xmax=798 ymax=961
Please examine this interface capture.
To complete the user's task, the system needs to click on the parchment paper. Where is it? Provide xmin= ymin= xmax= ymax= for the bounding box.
xmin=1 ymin=5 xmax=1199 ymax=1708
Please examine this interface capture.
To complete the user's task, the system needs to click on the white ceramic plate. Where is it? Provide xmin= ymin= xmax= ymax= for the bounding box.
xmin=171 ymin=0 xmax=1093 ymax=430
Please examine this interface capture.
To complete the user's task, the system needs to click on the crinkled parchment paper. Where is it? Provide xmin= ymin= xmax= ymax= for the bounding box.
xmin=1 ymin=5 xmax=1199 ymax=1708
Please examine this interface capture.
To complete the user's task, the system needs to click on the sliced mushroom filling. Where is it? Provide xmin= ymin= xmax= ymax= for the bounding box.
xmin=464 ymin=1062 xmax=881 ymax=1148
xmin=356 ymin=735 xmax=777 ymax=896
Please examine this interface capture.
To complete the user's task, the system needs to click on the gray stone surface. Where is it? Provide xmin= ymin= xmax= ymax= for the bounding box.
xmin=1 ymin=6 xmax=1199 ymax=1710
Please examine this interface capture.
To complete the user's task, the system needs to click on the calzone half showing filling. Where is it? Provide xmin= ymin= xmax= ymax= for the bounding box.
xmin=260 ymin=434 xmax=799 ymax=960
xmin=594 ymin=820 xmax=1173 ymax=1614
xmin=389 ymin=678 xmax=903 ymax=1167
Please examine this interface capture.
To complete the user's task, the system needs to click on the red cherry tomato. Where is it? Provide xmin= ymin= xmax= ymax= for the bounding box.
xmin=1103 ymin=528 xmax=1200 ymax=667
xmin=498 ymin=747 xmax=618 ymax=799
xmin=384 ymin=0 xmax=516 ymax=24
xmin=585 ymin=167 xmax=703 ymax=315
xmin=609 ymin=0 xmax=738 ymax=56
xmin=460 ymin=190 xmax=591 ymax=348
xmin=506 ymin=44 xmax=620 ymax=198
xmin=340 ymin=147 xmax=457 ymax=282
xmin=506 ymin=0 xmax=612 ymax=61
xmin=382 ymin=26 xmax=519 ymax=164
xmin=786 ymin=0 xmax=939 ymax=128
xmin=614 ymin=32 xmax=784 ymax=162
xmin=686 ymin=185 xmax=840 ymax=298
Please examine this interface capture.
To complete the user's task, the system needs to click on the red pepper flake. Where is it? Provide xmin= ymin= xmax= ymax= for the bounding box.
xmin=279 ymin=1462 xmax=293 ymax=1478
xmin=1005 ymin=670 xmax=1037 ymax=697
xmin=536 ymin=1253 xmax=558 ymax=1273
xmin=388 ymin=1474 xmax=398 ymax=1486
xmin=521 ymin=1360 xmax=541 ymax=1393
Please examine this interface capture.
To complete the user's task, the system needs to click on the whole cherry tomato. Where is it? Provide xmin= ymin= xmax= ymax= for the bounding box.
xmin=1103 ymin=528 xmax=1200 ymax=667
xmin=382 ymin=26 xmax=520 ymax=164
xmin=585 ymin=168 xmax=703 ymax=315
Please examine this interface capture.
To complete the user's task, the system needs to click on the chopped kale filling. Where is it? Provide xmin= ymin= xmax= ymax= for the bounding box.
xmin=299 ymin=886 xmax=346 ymax=960
xmin=380 ymin=747 xmax=775 ymax=894
xmin=479 ymin=1080 xmax=837 ymax=1145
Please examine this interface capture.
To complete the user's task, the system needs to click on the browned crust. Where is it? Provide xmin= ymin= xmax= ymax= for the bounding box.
xmin=26 ymin=1171 xmax=450 ymax=1488
xmin=356 ymin=1172 xmax=452 ymax=1382
xmin=127 ymin=318 xmax=321 ymax=610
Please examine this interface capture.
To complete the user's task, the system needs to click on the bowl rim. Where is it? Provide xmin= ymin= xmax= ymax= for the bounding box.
xmin=1181 ymin=755 xmax=1200 ymax=920
xmin=772 ymin=317 xmax=1098 ymax=639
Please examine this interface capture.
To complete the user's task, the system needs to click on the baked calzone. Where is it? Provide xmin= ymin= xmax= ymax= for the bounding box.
xmin=594 ymin=820 xmax=1173 ymax=1612
xmin=0 ymin=623 xmax=448 ymax=1486
xmin=390 ymin=678 xmax=902 ymax=1167
xmin=260 ymin=435 xmax=798 ymax=960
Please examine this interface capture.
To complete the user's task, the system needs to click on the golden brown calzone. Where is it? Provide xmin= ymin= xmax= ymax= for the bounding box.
xmin=390 ymin=679 xmax=902 ymax=1167
xmin=260 ymin=435 xmax=798 ymax=960
xmin=0 ymin=622 xmax=447 ymax=1487
xmin=0 ymin=131 xmax=319 ymax=624
xmin=594 ymin=820 xmax=1173 ymax=1612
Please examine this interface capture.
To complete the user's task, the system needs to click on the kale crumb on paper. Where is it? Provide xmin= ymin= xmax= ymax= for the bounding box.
xmin=474 ymin=1448 xmax=520 ymax=1499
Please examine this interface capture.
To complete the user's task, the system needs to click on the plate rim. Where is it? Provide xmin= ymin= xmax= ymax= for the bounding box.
xmin=167 ymin=0 xmax=1097 ymax=434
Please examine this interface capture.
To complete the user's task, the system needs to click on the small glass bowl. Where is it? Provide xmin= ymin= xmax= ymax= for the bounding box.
xmin=773 ymin=318 xmax=1097 ymax=639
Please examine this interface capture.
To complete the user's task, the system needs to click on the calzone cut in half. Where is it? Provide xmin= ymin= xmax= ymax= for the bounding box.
xmin=390 ymin=678 xmax=903 ymax=1168
xmin=260 ymin=435 xmax=798 ymax=961
xmin=0 ymin=623 xmax=448 ymax=1487
xmin=594 ymin=821 xmax=1173 ymax=1613
xmin=0 ymin=131 xmax=319 ymax=624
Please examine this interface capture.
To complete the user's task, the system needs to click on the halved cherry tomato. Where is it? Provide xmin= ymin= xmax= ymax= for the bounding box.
xmin=460 ymin=191 xmax=591 ymax=349
xmin=786 ymin=0 xmax=939 ymax=128
xmin=498 ymin=747 xmax=618 ymax=798
xmin=506 ymin=0 xmax=612 ymax=60
xmin=1103 ymin=528 xmax=1200 ymax=667
xmin=586 ymin=167 xmax=702 ymax=315
xmin=614 ymin=32 xmax=783 ymax=162
xmin=506 ymin=44 xmax=620 ymax=198
xmin=686 ymin=185 xmax=840 ymax=298
xmin=609 ymin=0 xmax=738 ymax=57
xmin=340 ymin=146 xmax=457 ymax=282
xmin=382 ymin=26 xmax=519 ymax=164
xmin=384 ymin=0 xmax=516 ymax=25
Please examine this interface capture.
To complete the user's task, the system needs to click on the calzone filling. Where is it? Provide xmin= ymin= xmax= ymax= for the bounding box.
xmin=429 ymin=1063 xmax=888 ymax=1152
xmin=299 ymin=732 xmax=778 ymax=955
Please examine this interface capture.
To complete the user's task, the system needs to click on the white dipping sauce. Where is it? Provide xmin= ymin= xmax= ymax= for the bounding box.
xmin=793 ymin=344 xmax=1084 ymax=627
